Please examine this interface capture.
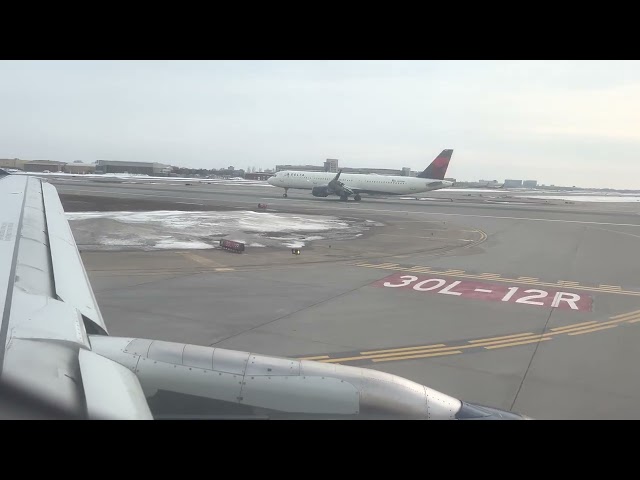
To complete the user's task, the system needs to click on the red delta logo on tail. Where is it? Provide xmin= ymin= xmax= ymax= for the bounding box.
xmin=417 ymin=149 xmax=453 ymax=180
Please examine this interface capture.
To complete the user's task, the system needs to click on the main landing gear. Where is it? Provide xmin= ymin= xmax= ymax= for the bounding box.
xmin=340 ymin=194 xmax=361 ymax=202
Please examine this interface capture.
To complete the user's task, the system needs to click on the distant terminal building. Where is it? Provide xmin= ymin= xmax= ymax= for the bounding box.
xmin=64 ymin=162 xmax=96 ymax=174
xmin=244 ymin=172 xmax=274 ymax=181
xmin=277 ymin=159 xmax=339 ymax=173
xmin=504 ymin=179 xmax=523 ymax=188
xmin=523 ymin=180 xmax=538 ymax=188
xmin=276 ymin=159 xmax=415 ymax=176
xmin=342 ymin=167 xmax=405 ymax=175
xmin=0 ymin=158 xmax=28 ymax=170
xmin=276 ymin=164 xmax=326 ymax=173
xmin=24 ymin=160 xmax=66 ymax=172
xmin=1 ymin=158 xmax=95 ymax=174
xmin=324 ymin=159 xmax=339 ymax=173
xmin=95 ymin=160 xmax=172 ymax=176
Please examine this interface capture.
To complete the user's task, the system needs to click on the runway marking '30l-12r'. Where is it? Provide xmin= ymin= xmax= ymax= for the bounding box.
xmin=372 ymin=273 xmax=593 ymax=312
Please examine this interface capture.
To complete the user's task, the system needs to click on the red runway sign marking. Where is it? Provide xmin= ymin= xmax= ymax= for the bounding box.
xmin=372 ymin=273 xmax=592 ymax=312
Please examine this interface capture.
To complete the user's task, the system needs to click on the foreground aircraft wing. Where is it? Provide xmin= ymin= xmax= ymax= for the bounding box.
xmin=0 ymin=174 xmax=152 ymax=419
xmin=0 ymin=173 xmax=530 ymax=420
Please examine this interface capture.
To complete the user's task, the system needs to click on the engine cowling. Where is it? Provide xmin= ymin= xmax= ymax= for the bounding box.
xmin=88 ymin=335 xmax=531 ymax=419
xmin=312 ymin=186 xmax=330 ymax=197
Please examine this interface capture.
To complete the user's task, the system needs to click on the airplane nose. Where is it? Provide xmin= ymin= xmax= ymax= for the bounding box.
xmin=267 ymin=176 xmax=274 ymax=185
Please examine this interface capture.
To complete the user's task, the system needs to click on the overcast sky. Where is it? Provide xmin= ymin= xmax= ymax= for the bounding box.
xmin=1 ymin=60 xmax=639 ymax=189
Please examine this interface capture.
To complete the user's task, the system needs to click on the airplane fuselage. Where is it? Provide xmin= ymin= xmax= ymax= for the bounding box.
xmin=268 ymin=171 xmax=453 ymax=196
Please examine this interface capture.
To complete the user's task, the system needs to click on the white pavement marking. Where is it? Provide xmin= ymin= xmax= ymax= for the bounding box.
xmin=588 ymin=226 xmax=640 ymax=240
xmin=378 ymin=233 xmax=474 ymax=242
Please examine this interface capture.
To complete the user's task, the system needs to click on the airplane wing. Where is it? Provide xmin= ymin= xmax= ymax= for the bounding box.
xmin=327 ymin=170 xmax=356 ymax=196
xmin=0 ymin=174 xmax=152 ymax=419
xmin=0 ymin=173 xmax=530 ymax=420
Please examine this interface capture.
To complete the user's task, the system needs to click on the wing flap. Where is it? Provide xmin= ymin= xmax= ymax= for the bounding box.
xmin=42 ymin=182 xmax=108 ymax=335
xmin=79 ymin=349 xmax=153 ymax=420
xmin=3 ymin=338 xmax=85 ymax=415
xmin=9 ymin=291 xmax=90 ymax=347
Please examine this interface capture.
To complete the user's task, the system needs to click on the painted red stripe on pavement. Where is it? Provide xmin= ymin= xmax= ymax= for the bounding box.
xmin=371 ymin=273 xmax=592 ymax=312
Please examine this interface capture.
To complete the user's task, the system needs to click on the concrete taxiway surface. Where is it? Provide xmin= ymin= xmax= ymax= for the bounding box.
xmin=54 ymin=178 xmax=640 ymax=419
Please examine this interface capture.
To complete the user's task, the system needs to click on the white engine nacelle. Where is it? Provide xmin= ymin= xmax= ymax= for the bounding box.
xmin=88 ymin=336 xmax=529 ymax=420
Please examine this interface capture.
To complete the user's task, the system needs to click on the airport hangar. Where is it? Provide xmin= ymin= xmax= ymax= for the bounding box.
xmin=95 ymin=160 xmax=172 ymax=175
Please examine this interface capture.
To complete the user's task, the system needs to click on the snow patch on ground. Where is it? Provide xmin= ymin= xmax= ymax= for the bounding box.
xmin=66 ymin=210 xmax=372 ymax=251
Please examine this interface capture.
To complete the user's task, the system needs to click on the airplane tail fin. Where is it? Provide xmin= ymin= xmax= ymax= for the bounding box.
xmin=417 ymin=149 xmax=453 ymax=180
